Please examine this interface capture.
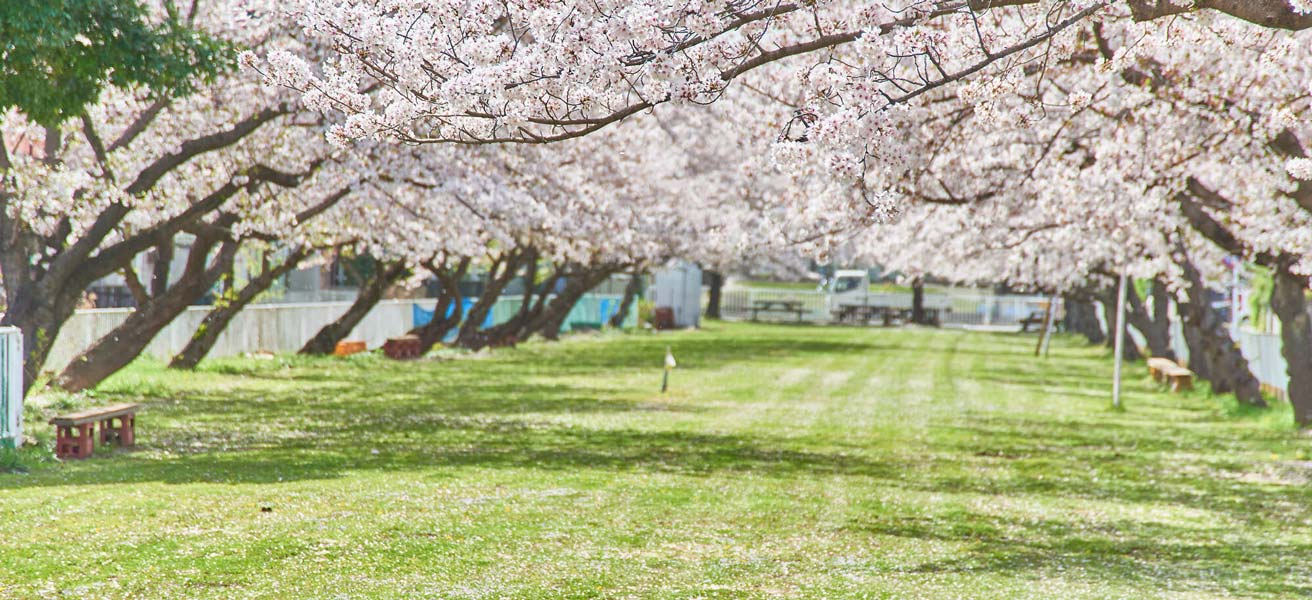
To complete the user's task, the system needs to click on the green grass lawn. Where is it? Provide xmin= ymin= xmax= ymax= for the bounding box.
xmin=3 ymin=323 xmax=1310 ymax=598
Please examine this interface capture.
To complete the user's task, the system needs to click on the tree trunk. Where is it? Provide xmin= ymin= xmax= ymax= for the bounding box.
xmin=610 ymin=272 xmax=643 ymax=328
xmin=1062 ymin=294 xmax=1105 ymax=345
xmin=1099 ymin=287 xmax=1143 ymax=361
xmin=299 ymin=259 xmax=408 ymax=355
xmin=0 ymin=224 xmax=112 ymax=393
xmin=476 ymin=267 xmax=564 ymax=346
xmin=456 ymin=249 xmax=535 ymax=350
xmin=1270 ymin=260 xmax=1312 ymax=425
xmin=1176 ymin=249 xmax=1264 ymax=406
xmin=705 ymin=270 xmax=723 ymax=319
xmin=54 ymin=239 xmax=239 ymax=392
xmin=408 ymin=257 xmax=471 ymax=353
xmin=1125 ymin=279 xmax=1176 ymax=360
xmin=1179 ymin=308 xmax=1214 ymax=382
xmin=911 ymin=278 xmax=927 ymax=325
xmin=527 ymin=266 xmax=618 ymax=341
xmin=2 ymin=290 xmax=80 ymax=394
xmin=169 ymin=247 xmax=310 ymax=369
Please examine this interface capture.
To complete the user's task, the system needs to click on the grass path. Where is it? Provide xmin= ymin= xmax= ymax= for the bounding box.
xmin=2 ymin=322 xmax=1310 ymax=598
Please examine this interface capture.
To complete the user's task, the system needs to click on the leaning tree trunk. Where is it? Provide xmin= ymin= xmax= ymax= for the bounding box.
xmin=0 ymin=228 xmax=116 ymax=394
xmin=705 ymin=270 xmax=723 ymax=319
xmin=610 ymin=272 xmax=643 ymax=328
xmin=1062 ymin=294 xmax=1106 ymax=345
xmin=1125 ymin=279 xmax=1175 ymax=360
xmin=476 ymin=268 xmax=564 ymax=347
xmin=408 ymin=258 xmax=470 ymax=353
xmin=528 ymin=266 xmax=618 ymax=341
xmin=299 ymin=260 xmax=408 ymax=355
xmin=1 ymin=283 xmax=81 ymax=394
xmin=169 ymin=248 xmax=310 ymax=369
xmin=1270 ymin=260 xmax=1312 ymax=425
xmin=456 ymin=249 xmax=536 ymax=350
xmin=55 ymin=239 xmax=239 ymax=392
xmin=1176 ymin=249 xmax=1264 ymax=406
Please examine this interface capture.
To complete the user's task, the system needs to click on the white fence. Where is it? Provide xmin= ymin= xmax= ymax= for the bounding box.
xmin=1235 ymin=329 xmax=1288 ymax=397
xmin=0 ymin=327 xmax=22 ymax=448
xmin=721 ymin=288 xmax=1052 ymax=327
xmin=46 ymin=300 xmax=417 ymax=372
xmin=45 ymin=293 xmax=635 ymax=374
xmin=1163 ymin=315 xmax=1289 ymax=398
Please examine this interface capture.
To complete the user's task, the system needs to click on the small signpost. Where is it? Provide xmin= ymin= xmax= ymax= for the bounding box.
xmin=661 ymin=347 xmax=676 ymax=393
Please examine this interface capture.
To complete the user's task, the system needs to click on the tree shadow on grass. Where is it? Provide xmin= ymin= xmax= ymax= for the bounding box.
xmin=0 ymin=418 xmax=914 ymax=488
xmin=846 ymin=510 xmax=1312 ymax=597
xmin=909 ymin=412 xmax=1312 ymax=530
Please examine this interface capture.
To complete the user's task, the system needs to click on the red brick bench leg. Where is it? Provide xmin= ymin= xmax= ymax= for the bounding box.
xmin=122 ymin=414 xmax=136 ymax=446
xmin=56 ymin=424 xmax=95 ymax=459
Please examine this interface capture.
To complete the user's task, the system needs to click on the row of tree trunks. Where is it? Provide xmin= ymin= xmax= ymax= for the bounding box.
xmin=299 ymin=259 xmax=410 ymax=355
xmin=1270 ymin=260 xmax=1312 ymax=425
xmin=168 ymin=246 xmax=312 ymax=369
xmin=54 ymin=235 xmax=240 ymax=392
xmin=1179 ymin=186 xmax=1311 ymax=422
xmin=529 ymin=265 xmax=623 ymax=341
xmin=408 ymin=257 xmax=471 ymax=353
xmin=610 ymin=271 xmax=644 ymax=328
xmin=469 ymin=266 xmax=563 ymax=348
xmin=456 ymin=248 xmax=537 ymax=351
xmin=1176 ymin=248 xmax=1265 ymax=407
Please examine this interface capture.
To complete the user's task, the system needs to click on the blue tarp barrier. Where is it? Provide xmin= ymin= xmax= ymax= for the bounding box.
xmin=412 ymin=294 xmax=634 ymax=335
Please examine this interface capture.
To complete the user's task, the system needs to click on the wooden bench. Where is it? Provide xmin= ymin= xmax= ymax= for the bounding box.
xmin=334 ymin=340 xmax=367 ymax=356
xmin=49 ymin=403 xmax=140 ymax=460
xmin=1162 ymin=365 xmax=1195 ymax=392
xmin=1019 ymin=310 xmax=1047 ymax=332
xmin=1146 ymin=357 xmax=1194 ymax=392
xmin=383 ymin=335 xmax=422 ymax=360
xmin=1146 ymin=357 xmax=1177 ymax=382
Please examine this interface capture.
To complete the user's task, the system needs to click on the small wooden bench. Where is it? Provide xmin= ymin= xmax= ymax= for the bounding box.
xmin=1146 ymin=357 xmax=1194 ymax=392
xmin=383 ymin=335 xmax=421 ymax=360
xmin=334 ymin=340 xmax=367 ymax=356
xmin=1019 ymin=310 xmax=1047 ymax=332
xmin=49 ymin=403 xmax=140 ymax=460
xmin=1162 ymin=365 xmax=1195 ymax=392
xmin=1146 ymin=357 xmax=1177 ymax=382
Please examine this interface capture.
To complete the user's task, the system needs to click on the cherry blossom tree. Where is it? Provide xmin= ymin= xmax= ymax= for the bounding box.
xmin=1 ymin=1 xmax=352 ymax=392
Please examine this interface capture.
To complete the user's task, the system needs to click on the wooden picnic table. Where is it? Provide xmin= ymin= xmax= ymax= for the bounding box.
xmin=751 ymin=299 xmax=805 ymax=322
xmin=832 ymin=305 xmax=944 ymax=327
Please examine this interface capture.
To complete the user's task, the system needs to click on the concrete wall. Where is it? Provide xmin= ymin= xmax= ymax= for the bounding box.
xmin=46 ymin=300 xmax=417 ymax=372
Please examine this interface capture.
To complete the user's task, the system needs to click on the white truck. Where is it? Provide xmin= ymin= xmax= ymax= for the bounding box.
xmin=826 ymin=270 xmax=951 ymax=324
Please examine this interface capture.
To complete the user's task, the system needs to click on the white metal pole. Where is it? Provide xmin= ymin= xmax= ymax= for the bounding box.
xmin=1040 ymin=295 xmax=1058 ymax=357
xmin=1112 ymin=273 xmax=1129 ymax=409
